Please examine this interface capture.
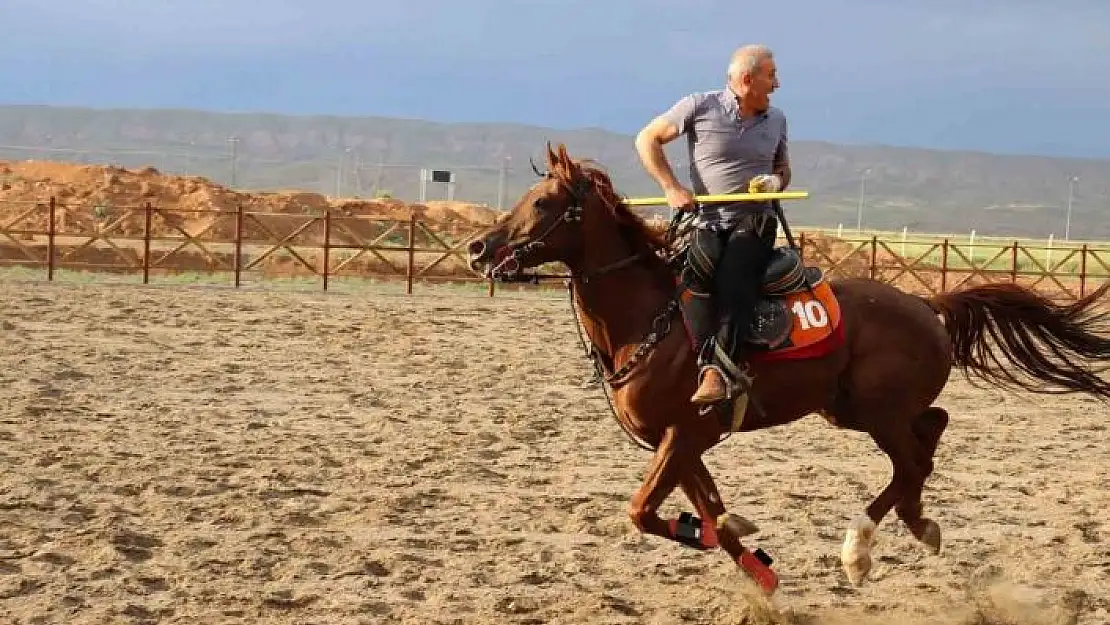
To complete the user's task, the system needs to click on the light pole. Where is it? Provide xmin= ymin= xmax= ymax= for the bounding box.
xmin=227 ymin=136 xmax=240 ymax=187
xmin=497 ymin=156 xmax=511 ymax=210
xmin=1065 ymin=175 xmax=1078 ymax=241
xmin=856 ymin=168 xmax=871 ymax=232
xmin=336 ymin=147 xmax=352 ymax=198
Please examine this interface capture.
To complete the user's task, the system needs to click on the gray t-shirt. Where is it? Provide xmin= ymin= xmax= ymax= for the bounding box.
xmin=659 ymin=87 xmax=789 ymax=230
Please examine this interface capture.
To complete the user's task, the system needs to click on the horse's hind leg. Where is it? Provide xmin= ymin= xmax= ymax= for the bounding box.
xmin=841 ymin=420 xmax=925 ymax=585
xmin=896 ymin=406 xmax=949 ymax=554
xmin=679 ymin=456 xmax=778 ymax=593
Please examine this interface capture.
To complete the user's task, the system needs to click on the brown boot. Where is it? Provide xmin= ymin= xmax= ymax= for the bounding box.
xmin=691 ymin=366 xmax=729 ymax=405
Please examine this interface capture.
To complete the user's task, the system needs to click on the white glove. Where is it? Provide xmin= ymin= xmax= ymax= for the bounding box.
xmin=748 ymin=174 xmax=782 ymax=194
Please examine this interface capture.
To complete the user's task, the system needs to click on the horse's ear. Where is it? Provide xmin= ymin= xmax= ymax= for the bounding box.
xmin=557 ymin=143 xmax=580 ymax=179
xmin=557 ymin=143 xmax=571 ymax=167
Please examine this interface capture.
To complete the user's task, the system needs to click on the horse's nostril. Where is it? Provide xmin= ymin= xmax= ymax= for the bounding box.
xmin=468 ymin=239 xmax=486 ymax=258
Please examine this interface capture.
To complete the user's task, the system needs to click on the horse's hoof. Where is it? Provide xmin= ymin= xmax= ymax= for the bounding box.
xmin=918 ymin=519 xmax=941 ymax=555
xmin=842 ymin=553 xmax=872 ymax=586
xmin=840 ymin=516 xmax=876 ymax=586
xmin=716 ymin=513 xmax=759 ymax=538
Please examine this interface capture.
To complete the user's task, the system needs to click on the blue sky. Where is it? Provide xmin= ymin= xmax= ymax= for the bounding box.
xmin=3 ymin=0 xmax=1108 ymax=158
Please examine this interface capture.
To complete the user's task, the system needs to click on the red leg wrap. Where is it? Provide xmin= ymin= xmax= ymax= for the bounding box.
xmin=737 ymin=547 xmax=779 ymax=594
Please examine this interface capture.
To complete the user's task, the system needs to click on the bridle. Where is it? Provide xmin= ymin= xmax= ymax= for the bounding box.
xmin=484 ymin=177 xmax=585 ymax=282
xmin=487 ymin=157 xmax=681 ymax=285
xmin=486 ymin=161 xmax=640 ymax=284
xmin=483 ymin=160 xmax=684 ymax=451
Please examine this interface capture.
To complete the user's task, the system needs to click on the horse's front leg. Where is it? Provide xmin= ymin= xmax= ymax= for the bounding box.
xmin=680 ymin=456 xmax=779 ymax=594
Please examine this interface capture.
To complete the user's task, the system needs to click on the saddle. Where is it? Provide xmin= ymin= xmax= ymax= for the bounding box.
xmin=746 ymin=246 xmax=825 ymax=349
xmin=665 ymin=223 xmax=839 ymax=359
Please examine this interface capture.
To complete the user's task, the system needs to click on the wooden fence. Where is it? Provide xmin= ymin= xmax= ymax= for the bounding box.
xmin=2 ymin=198 xmax=1108 ymax=300
xmin=796 ymin=232 xmax=1109 ymax=301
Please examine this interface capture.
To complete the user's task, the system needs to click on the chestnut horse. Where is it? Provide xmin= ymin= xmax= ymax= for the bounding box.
xmin=466 ymin=143 xmax=1110 ymax=594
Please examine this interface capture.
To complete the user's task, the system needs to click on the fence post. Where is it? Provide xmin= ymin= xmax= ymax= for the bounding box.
xmin=941 ymin=239 xmax=949 ymax=291
xmin=322 ymin=209 xmax=331 ymax=291
xmin=142 ymin=202 xmax=153 ymax=284
xmin=869 ymin=235 xmax=878 ymax=279
xmin=406 ymin=214 xmax=416 ymax=295
xmin=47 ymin=197 xmax=56 ymax=281
xmin=1079 ymin=244 xmax=1088 ymax=298
xmin=234 ymin=203 xmax=244 ymax=287
xmin=1010 ymin=240 xmax=1018 ymax=283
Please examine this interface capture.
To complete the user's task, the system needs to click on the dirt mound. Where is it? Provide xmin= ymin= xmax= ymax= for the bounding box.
xmin=802 ymin=232 xmax=875 ymax=279
xmin=0 ymin=159 xmax=498 ymax=234
xmin=422 ymin=200 xmax=498 ymax=226
xmin=0 ymin=158 xmax=505 ymax=279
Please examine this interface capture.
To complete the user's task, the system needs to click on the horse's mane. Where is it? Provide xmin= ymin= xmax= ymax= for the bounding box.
xmin=544 ymin=144 xmax=671 ymax=270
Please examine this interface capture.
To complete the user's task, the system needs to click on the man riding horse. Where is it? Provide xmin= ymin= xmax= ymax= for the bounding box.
xmin=634 ymin=43 xmax=790 ymax=408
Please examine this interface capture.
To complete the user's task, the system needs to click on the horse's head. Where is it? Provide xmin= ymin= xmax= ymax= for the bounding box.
xmin=468 ymin=142 xmax=594 ymax=280
xmin=469 ymin=142 xmax=666 ymax=281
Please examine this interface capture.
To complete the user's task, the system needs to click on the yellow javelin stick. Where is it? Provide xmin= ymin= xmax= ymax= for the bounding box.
xmin=623 ymin=190 xmax=809 ymax=207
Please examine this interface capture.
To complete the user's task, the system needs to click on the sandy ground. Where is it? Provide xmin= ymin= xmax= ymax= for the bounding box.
xmin=1 ymin=276 xmax=1107 ymax=625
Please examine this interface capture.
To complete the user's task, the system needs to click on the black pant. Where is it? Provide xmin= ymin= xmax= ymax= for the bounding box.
xmin=681 ymin=211 xmax=778 ymax=369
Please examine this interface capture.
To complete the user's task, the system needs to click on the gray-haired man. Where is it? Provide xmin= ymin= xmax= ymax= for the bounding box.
xmin=634 ymin=44 xmax=791 ymax=406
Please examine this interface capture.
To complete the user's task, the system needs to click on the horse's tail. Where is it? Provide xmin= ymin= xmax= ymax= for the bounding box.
xmin=926 ymin=281 xmax=1110 ymax=399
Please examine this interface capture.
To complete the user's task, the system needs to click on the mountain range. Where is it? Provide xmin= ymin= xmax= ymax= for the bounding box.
xmin=0 ymin=104 xmax=1106 ymax=239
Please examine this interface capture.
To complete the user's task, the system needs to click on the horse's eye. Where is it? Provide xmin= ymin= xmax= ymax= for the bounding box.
xmin=533 ymin=198 xmax=548 ymax=211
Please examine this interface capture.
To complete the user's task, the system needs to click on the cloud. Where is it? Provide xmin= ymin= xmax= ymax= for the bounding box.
xmin=0 ymin=0 xmax=380 ymax=55
xmin=0 ymin=0 xmax=1106 ymax=156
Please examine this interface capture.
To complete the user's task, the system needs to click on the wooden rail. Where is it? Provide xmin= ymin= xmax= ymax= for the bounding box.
xmin=0 ymin=198 xmax=1107 ymax=300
